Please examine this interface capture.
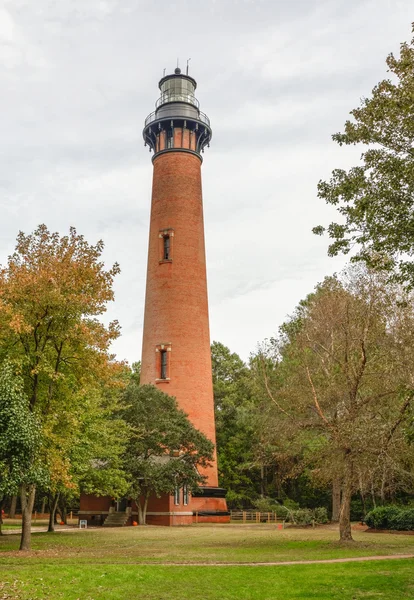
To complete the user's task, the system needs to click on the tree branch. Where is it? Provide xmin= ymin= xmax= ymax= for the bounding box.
xmin=306 ymin=366 xmax=331 ymax=427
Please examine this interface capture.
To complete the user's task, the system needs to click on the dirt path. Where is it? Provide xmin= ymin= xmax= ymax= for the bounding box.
xmin=136 ymin=554 xmax=414 ymax=567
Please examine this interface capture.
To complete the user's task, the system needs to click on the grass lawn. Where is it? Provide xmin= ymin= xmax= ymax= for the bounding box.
xmin=0 ymin=561 xmax=413 ymax=599
xmin=1 ymin=524 xmax=413 ymax=598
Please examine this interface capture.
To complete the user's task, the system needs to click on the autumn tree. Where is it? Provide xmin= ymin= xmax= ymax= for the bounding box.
xmin=122 ymin=384 xmax=214 ymax=525
xmin=254 ymin=266 xmax=414 ymax=541
xmin=0 ymin=225 xmax=123 ymax=549
xmin=314 ymin=25 xmax=414 ymax=286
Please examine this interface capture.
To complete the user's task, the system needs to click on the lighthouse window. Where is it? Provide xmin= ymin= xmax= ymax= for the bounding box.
xmin=163 ymin=235 xmax=170 ymax=260
xmin=166 ymin=131 xmax=174 ymax=148
xmin=160 ymin=350 xmax=168 ymax=380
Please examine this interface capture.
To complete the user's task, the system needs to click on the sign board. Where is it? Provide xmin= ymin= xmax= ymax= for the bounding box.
xmin=79 ymin=519 xmax=87 ymax=529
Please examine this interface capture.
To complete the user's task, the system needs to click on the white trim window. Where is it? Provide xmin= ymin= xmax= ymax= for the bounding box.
xmin=183 ymin=484 xmax=189 ymax=506
xmin=174 ymin=486 xmax=180 ymax=506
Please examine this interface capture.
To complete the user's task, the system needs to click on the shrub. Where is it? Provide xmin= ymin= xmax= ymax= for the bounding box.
xmin=287 ymin=507 xmax=328 ymax=526
xmin=389 ymin=507 xmax=414 ymax=531
xmin=290 ymin=508 xmax=313 ymax=526
xmin=283 ymin=498 xmax=300 ymax=511
xmin=365 ymin=506 xmax=414 ymax=531
xmin=252 ymin=497 xmax=291 ymax=519
xmin=253 ymin=497 xmax=278 ymax=513
xmin=274 ymin=505 xmax=289 ymax=520
xmin=313 ymin=507 xmax=329 ymax=524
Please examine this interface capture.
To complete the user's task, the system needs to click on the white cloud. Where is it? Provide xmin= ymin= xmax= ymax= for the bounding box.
xmin=0 ymin=0 xmax=412 ymax=363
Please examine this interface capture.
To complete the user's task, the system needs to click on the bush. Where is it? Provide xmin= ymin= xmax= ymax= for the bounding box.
xmin=290 ymin=508 xmax=313 ymax=526
xmin=313 ymin=507 xmax=329 ymax=524
xmin=287 ymin=507 xmax=329 ymax=526
xmin=365 ymin=506 xmax=414 ymax=531
xmin=252 ymin=497 xmax=278 ymax=513
xmin=283 ymin=498 xmax=300 ymax=511
xmin=252 ymin=497 xmax=291 ymax=519
xmin=274 ymin=505 xmax=289 ymax=520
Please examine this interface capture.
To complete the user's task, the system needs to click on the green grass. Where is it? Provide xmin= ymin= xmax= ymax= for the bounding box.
xmin=1 ymin=525 xmax=413 ymax=598
xmin=1 ymin=524 xmax=413 ymax=565
xmin=1 ymin=561 xmax=413 ymax=599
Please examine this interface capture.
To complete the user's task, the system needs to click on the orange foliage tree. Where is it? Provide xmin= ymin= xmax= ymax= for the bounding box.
xmin=0 ymin=225 xmax=125 ymax=550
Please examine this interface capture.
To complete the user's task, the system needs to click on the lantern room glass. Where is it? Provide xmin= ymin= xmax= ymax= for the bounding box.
xmin=157 ymin=76 xmax=198 ymax=109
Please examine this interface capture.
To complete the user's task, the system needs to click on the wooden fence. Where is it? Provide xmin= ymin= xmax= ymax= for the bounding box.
xmin=230 ymin=511 xmax=284 ymax=524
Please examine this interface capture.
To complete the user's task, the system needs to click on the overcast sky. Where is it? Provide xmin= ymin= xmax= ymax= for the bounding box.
xmin=1 ymin=0 xmax=412 ymax=364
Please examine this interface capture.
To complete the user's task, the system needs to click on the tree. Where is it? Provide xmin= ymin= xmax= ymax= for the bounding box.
xmin=0 ymin=225 xmax=123 ymax=549
xmin=122 ymin=384 xmax=214 ymax=525
xmin=251 ymin=348 xmax=327 ymax=511
xmin=74 ymin=384 xmax=129 ymax=503
xmin=314 ymin=25 xmax=414 ymax=286
xmin=212 ymin=342 xmax=260 ymax=507
xmin=40 ymin=381 xmax=128 ymax=532
xmin=0 ymin=361 xmax=45 ymax=547
xmin=254 ymin=266 xmax=414 ymax=541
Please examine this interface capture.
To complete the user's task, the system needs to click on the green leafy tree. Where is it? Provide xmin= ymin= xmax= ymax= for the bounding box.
xmin=122 ymin=384 xmax=214 ymax=524
xmin=0 ymin=362 xmax=46 ymax=547
xmin=212 ymin=342 xmax=260 ymax=507
xmin=42 ymin=382 xmax=128 ymax=531
xmin=75 ymin=384 xmax=129 ymax=499
xmin=314 ymin=26 xmax=414 ymax=285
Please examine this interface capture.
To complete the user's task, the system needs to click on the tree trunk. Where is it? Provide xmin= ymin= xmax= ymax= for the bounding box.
xmin=19 ymin=484 xmax=36 ymax=552
xmin=142 ymin=496 xmax=149 ymax=525
xmin=360 ymin=491 xmax=366 ymax=520
xmin=9 ymin=494 xmax=17 ymax=518
xmin=48 ymin=492 xmax=60 ymax=533
xmin=332 ymin=479 xmax=341 ymax=522
xmin=137 ymin=502 xmax=144 ymax=525
xmin=380 ymin=466 xmax=386 ymax=504
xmin=260 ymin=465 xmax=265 ymax=498
xmin=0 ymin=496 xmax=4 ymax=536
xmin=60 ymin=500 xmax=67 ymax=525
xmin=339 ymin=477 xmax=353 ymax=542
xmin=137 ymin=496 xmax=149 ymax=525
xmin=371 ymin=483 xmax=377 ymax=509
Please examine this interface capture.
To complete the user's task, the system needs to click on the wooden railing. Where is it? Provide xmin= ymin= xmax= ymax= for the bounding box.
xmin=230 ymin=510 xmax=285 ymax=524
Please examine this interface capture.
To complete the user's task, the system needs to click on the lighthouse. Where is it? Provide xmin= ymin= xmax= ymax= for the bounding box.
xmin=140 ymin=67 xmax=229 ymax=525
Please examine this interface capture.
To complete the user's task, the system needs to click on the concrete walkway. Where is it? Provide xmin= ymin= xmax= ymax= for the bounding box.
xmin=1 ymin=525 xmax=78 ymax=535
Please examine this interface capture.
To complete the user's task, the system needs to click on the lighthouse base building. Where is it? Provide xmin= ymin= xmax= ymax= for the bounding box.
xmin=79 ymin=487 xmax=228 ymax=527
xmin=79 ymin=67 xmax=229 ymax=526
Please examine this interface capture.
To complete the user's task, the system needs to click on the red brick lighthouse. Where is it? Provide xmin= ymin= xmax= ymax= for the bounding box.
xmin=140 ymin=67 xmax=229 ymax=524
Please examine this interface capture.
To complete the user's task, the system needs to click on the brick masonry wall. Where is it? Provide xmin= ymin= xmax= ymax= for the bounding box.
xmin=80 ymin=494 xmax=111 ymax=512
xmin=140 ymin=150 xmax=218 ymax=487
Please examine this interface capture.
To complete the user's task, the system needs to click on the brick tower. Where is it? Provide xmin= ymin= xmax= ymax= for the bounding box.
xmin=140 ymin=67 xmax=229 ymax=525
